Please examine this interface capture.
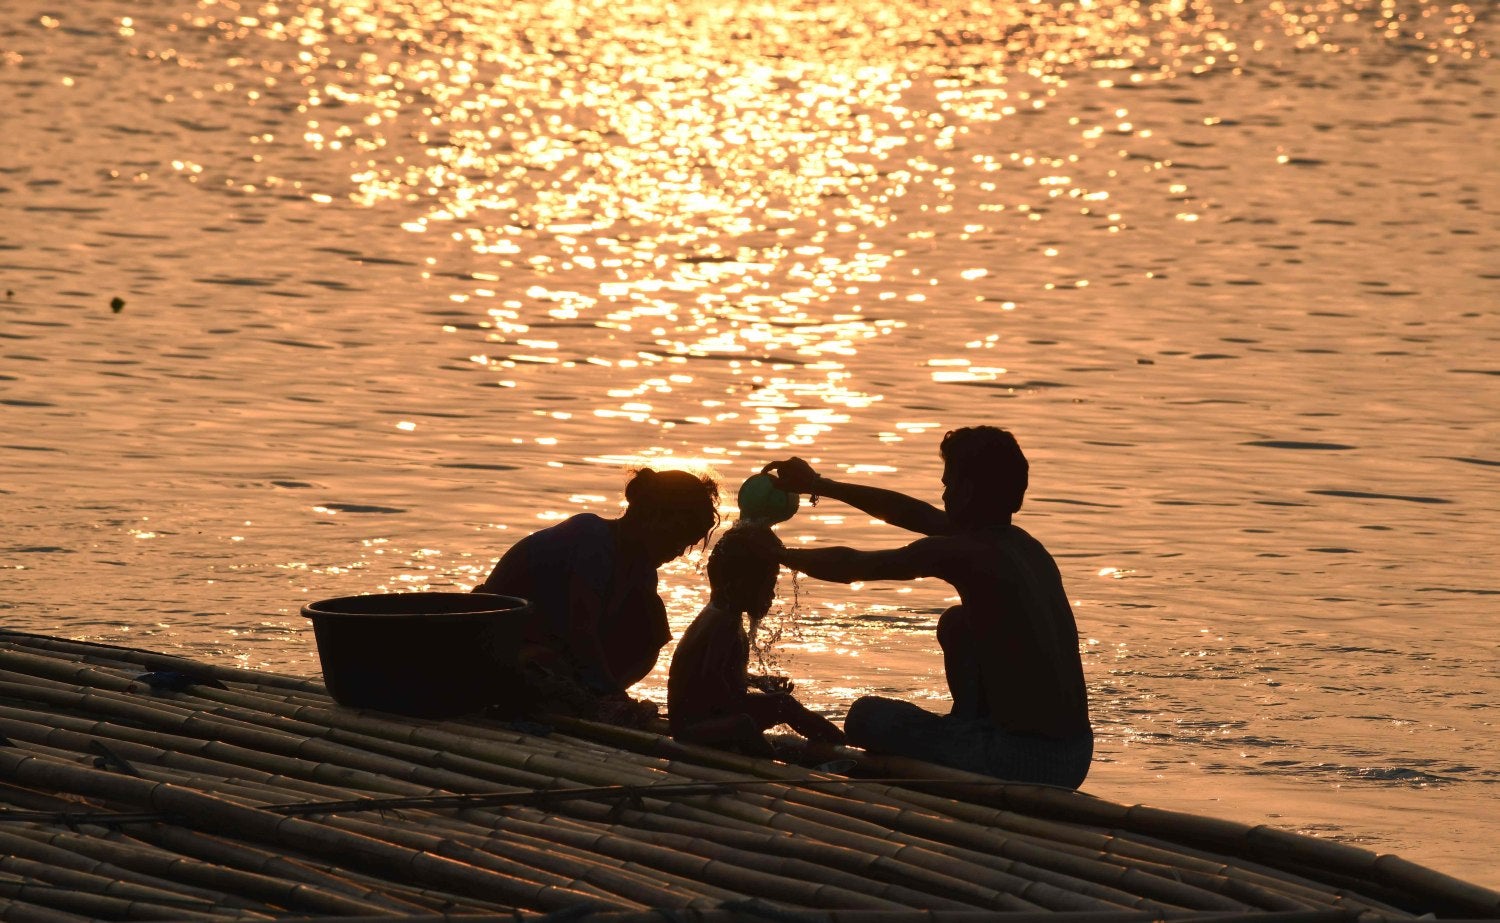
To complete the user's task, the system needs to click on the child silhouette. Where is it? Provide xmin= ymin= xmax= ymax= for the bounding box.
xmin=668 ymin=522 xmax=844 ymax=754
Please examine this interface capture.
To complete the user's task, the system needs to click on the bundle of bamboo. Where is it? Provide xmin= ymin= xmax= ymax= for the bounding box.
xmin=0 ymin=630 xmax=1494 ymax=922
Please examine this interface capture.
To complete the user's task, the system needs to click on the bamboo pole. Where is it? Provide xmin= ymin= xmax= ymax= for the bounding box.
xmin=175 ymin=685 xmax=613 ymax=789
xmin=546 ymin=714 xmax=795 ymax=775
xmin=82 ymin=773 xmax=660 ymax=912
xmin=1 ymin=651 xmax=726 ymax=810
xmin=26 ymin=804 xmax=459 ymax=918
xmin=0 ymin=705 xmax=423 ymax=805
xmin=498 ymin=732 xmax=1128 ymax=906
xmin=1107 ymin=835 xmax=1402 ymax=916
xmin=0 ymin=680 xmax=549 ymax=798
xmin=0 ymin=892 xmax=94 ymax=923
xmin=320 ymin=804 xmax=737 ymax=909
xmin=181 ymin=690 xmax=680 ymax=793
xmin=490 ymin=810 xmax=926 ymax=911
xmin=0 ymin=747 xmax=635 ymax=914
xmin=81 ymin=910 xmax=1369 ymax=923
xmin=534 ymin=804 xmax=990 ymax=912
xmin=264 ymin=861 xmax=532 ymax=916
xmin=256 ymin=859 xmax=532 ymax=916
xmin=637 ymin=778 xmax=1194 ymax=912
xmin=421 ymin=805 xmax=877 ymax=910
xmin=0 ymin=711 xmax=666 ymax=912
xmin=552 ymin=717 xmax=1440 ymax=918
xmin=0 ymin=636 xmax=1440 ymax=894
xmin=113 ymin=824 xmax=457 ymax=915
xmin=17 ymin=750 xmax=1188 ymax=918
xmin=0 ymin=853 xmax=240 ymax=918
xmin=688 ymin=765 xmax=1400 ymax=916
xmin=0 ymin=732 xmax=1386 ymax=918
xmin=0 ymin=631 xmax=319 ymax=693
xmin=529 ymin=808 xmax=988 ymax=912
xmin=108 ymin=680 xmax=640 ymax=799
xmin=83 ymin=753 xmax=712 ymax=912
xmin=835 ymin=748 xmax=1461 ymax=917
xmin=851 ymin=751 xmax=1122 ymax=814
xmin=541 ymin=798 xmax=1046 ymax=912
xmin=868 ymin=785 xmax=1355 ymax=911
xmin=0 ymin=779 xmax=107 ymax=814
xmin=1369 ymin=854 xmax=1500 ymax=919
xmin=0 ymin=649 xmax=180 ymax=698
xmin=804 ymin=790 xmax=1306 ymax=912
xmin=551 ymin=716 xmax=1286 ymax=912
xmin=4 ymin=825 xmax=402 ymax=917
xmin=0 ymin=702 xmax=449 ymax=801
xmin=0 ymin=875 xmax=237 ymax=922
xmin=4 ymin=631 xmax=1490 ymax=919
xmin=543 ymin=750 xmax=1158 ymax=912
xmin=535 ymin=797 xmax=1048 ymax=912
xmin=601 ymin=791 xmax=1128 ymax=912
xmin=538 ymin=722 xmax=1138 ymax=879
xmin=0 ymin=827 xmax=257 ymax=911
xmin=85 ymin=714 xmax=1116 ymax=918
xmin=98 ymin=754 xmax=365 ymax=810
xmin=1115 ymin=807 xmax=1482 ymax=914
xmin=141 ymin=682 xmax=694 ymax=792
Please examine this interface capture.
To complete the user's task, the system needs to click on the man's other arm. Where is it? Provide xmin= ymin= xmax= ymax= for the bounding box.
xmin=781 ymin=537 xmax=951 ymax=584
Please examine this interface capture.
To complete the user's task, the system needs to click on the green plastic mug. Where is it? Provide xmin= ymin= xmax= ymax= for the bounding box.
xmin=737 ymin=473 xmax=799 ymax=524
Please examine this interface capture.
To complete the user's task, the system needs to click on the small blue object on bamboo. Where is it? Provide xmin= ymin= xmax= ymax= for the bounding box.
xmin=737 ymin=473 xmax=799 ymax=525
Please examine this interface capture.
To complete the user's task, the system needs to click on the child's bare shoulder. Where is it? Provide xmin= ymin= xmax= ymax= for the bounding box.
xmin=679 ymin=603 xmax=741 ymax=644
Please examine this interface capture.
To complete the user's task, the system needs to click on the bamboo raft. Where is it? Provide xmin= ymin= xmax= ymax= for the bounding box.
xmin=1 ymin=629 xmax=1495 ymax=922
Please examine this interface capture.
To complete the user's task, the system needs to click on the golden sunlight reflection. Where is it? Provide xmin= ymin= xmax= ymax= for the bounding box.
xmin=582 ymin=454 xmax=726 ymax=487
xmin=182 ymin=0 xmax=1274 ymax=453
xmin=172 ymin=0 xmax=1489 ymax=469
xmin=161 ymin=0 xmax=1492 ymax=714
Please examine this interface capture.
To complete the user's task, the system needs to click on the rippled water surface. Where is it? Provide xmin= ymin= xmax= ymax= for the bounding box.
xmin=3 ymin=0 xmax=1497 ymax=888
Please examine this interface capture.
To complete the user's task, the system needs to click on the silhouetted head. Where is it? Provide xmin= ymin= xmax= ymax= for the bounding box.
xmin=706 ymin=522 xmax=782 ymax=618
xmin=621 ymin=468 xmax=721 ymax=565
xmin=940 ymin=426 xmax=1028 ymax=528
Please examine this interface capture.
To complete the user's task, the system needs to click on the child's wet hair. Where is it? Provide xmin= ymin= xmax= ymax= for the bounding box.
xmin=706 ymin=521 xmax=782 ymax=617
xmin=624 ymin=467 xmax=721 ymax=547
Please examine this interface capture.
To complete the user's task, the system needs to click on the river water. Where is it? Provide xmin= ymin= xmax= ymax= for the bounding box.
xmin=3 ymin=0 xmax=1497 ymax=889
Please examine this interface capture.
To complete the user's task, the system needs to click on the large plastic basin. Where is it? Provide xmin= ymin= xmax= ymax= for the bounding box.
xmin=303 ymin=591 xmax=531 ymax=718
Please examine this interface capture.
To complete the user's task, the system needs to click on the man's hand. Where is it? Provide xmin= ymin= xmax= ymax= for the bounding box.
xmin=761 ymin=457 xmax=821 ymax=494
xmin=736 ymin=522 xmax=786 ymax=565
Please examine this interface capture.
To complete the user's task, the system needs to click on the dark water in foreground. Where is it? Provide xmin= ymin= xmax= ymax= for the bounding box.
xmin=2 ymin=0 xmax=1497 ymax=887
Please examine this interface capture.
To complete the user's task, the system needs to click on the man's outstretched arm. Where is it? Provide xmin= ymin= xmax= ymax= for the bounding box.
xmin=780 ymin=539 xmax=947 ymax=585
xmin=763 ymin=457 xmax=949 ymax=536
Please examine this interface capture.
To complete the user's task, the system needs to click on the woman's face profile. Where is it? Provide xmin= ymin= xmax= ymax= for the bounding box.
xmin=642 ymin=515 xmax=707 ymax=567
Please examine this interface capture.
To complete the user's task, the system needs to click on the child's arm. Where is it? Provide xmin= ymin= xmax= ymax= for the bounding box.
xmin=779 ymin=696 xmax=846 ymax=744
xmin=743 ymin=692 xmax=846 ymax=744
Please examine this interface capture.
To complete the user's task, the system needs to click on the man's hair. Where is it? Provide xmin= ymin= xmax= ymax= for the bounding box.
xmin=940 ymin=426 xmax=1028 ymax=520
xmin=706 ymin=522 xmax=781 ymax=617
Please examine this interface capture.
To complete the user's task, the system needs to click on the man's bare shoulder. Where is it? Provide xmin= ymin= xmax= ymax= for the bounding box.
xmin=915 ymin=525 xmax=1062 ymax=579
xmin=888 ymin=532 xmax=996 ymax=578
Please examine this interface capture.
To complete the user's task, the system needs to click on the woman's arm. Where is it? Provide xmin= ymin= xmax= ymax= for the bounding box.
xmin=565 ymin=565 xmax=623 ymax=692
xmin=762 ymin=458 xmax=949 ymax=535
